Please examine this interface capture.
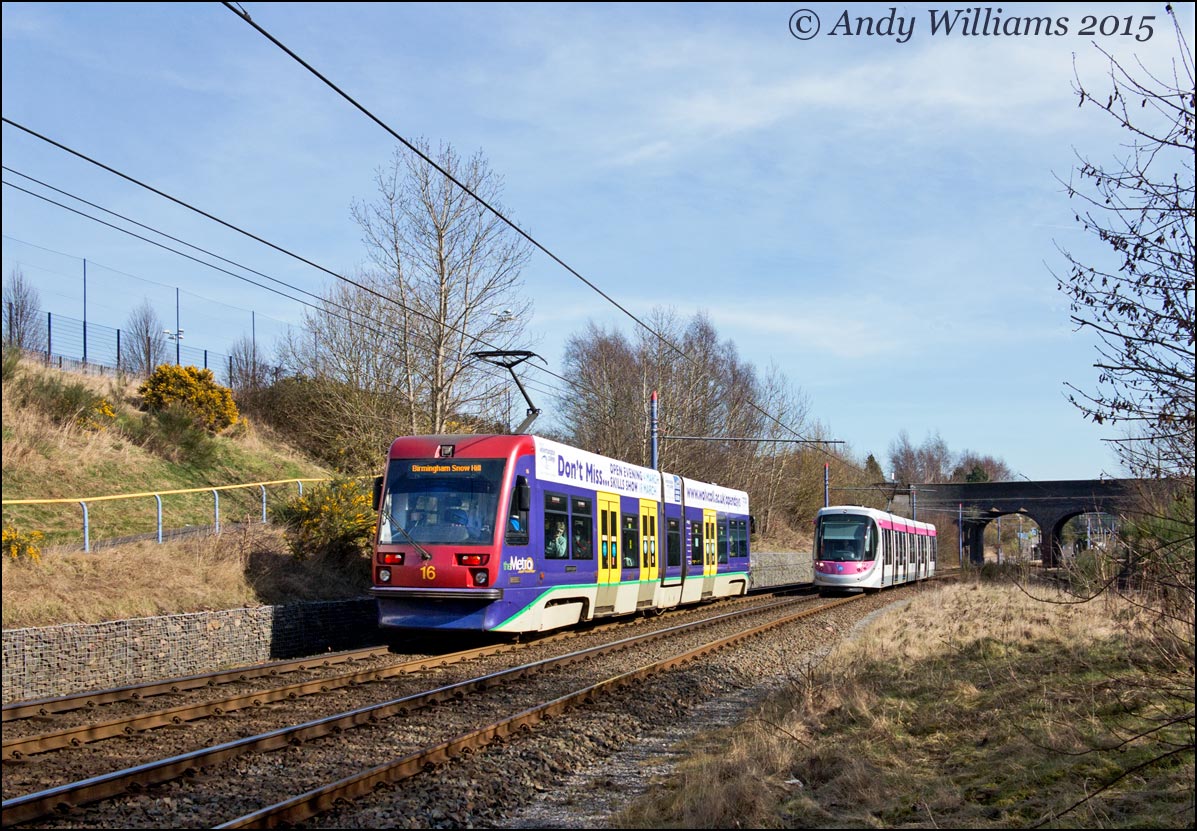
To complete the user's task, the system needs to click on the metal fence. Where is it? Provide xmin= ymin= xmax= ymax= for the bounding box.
xmin=2 ymin=479 xmax=331 ymax=552
xmin=1 ymin=303 xmax=274 ymax=385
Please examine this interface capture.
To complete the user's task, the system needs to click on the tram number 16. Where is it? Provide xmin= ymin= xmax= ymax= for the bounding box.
xmin=420 ymin=565 xmax=436 ymax=581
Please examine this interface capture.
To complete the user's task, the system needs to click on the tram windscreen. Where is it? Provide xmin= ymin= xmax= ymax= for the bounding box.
xmin=817 ymin=515 xmax=875 ymax=562
xmin=377 ymin=459 xmax=505 ymax=546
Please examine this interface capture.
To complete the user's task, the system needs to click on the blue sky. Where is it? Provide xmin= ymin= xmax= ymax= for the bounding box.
xmin=3 ymin=2 xmax=1190 ymax=481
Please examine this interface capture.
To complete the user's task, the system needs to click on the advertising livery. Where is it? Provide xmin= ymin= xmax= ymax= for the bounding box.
xmin=371 ymin=434 xmax=751 ymax=633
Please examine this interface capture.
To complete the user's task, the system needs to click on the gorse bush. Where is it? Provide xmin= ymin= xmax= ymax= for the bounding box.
xmin=3 ymin=523 xmax=43 ymax=564
xmin=272 ymin=477 xmax=375 ymax=563
xmin=15 ymin=370 xmax=117 ymax=431
xmin=138 ymin=364 xmax=238 ymax=433
xmin=118 ymin=403 xmax=219 ymax=467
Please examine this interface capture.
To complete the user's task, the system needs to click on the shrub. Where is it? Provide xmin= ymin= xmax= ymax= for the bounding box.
xmin=272 ymin=478 xmax=375 ymax=562
xmin=138 ymin=364 xmax=239 ymax=433
xmin=3 ymin=523 xmax=43 ymax=564
xmin=2 ymin=346 xmax=20 ymax=383
xmin=16 ymin=371 xmax=117 ymax=431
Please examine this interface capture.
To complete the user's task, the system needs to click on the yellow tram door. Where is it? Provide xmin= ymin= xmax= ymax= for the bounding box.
xmin=703 ymin=509 xmax=717 ymax=577
xmin=597 ymin=492 xmax=621 ymax=586
xmin=639 ymin=500 xmax=659 ymax=582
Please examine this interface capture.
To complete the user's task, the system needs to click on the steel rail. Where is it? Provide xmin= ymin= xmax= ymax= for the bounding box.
xmin=217 ymin=595 xmax=863 ymax=828
xmin=2 ymin=645 xmax=395 ymax=722
xmin=2 ymin=590 xmax=806 ymax=758
xmin=1 ymin=640 xmax=526 ymax=759
xmin=1 ymin=594 xmax=818 ymax=825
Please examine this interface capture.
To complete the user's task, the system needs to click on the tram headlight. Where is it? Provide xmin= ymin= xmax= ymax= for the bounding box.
xmin=378 ymin=568 xmax=391 ymax=583
xmin=470 ymin=568 xmax=489 ymax=586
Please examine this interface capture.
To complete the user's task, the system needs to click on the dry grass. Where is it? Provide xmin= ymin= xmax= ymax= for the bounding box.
xmin=616 ymin=575 xmax=1195 ymax=828
xmin=752 ymin=520 xmax=812 ymax=554
xmin=1 ymin=523 xmax=372 ymax=629
xmin=3 ymin=359 xmax=331 ymax=547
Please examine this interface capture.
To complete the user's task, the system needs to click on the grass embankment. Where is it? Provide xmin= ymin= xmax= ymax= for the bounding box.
xmin=2 ymin=357 xmax=372 ymax=629
xmin=2 ymin=358 xmax=329 ymax=547
xmin=1 ymin=525 xmax=372 ymax=629
xmin=618 ymin=574 xmax=1195 ymax=828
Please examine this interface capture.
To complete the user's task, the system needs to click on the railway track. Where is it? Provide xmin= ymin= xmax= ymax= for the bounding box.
xmin=2 ymin=587 xmax=805 ymax=761
xmin=0 ymin=585 xmax=927 ymax=828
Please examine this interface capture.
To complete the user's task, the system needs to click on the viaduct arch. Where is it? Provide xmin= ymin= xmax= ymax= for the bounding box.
xmin=911 ymin=479 xmax=1166 ymax=566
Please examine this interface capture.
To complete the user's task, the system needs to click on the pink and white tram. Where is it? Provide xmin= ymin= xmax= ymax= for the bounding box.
xmin=370 ymin=434 xmax=752 ymax=633
xmin=813 ymin=505 xmax=936 ymax=594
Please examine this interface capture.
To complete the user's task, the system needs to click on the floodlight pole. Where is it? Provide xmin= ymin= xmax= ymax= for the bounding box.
xmin=651 ymin=390 xmax=659 ymax=470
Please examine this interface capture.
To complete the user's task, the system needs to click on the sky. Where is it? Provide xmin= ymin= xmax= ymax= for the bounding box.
xmin=2 ymin=2 xmax=1191 ymax=482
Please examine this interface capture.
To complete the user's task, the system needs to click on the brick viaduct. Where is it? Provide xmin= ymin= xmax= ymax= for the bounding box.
xmin=908 ymin=478 xmax=1170 ymax=566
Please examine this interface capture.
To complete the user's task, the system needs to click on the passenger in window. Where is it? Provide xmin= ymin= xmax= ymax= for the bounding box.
xmin=547 ymin=520 xmax=567 ymax=559
xmin=572 ymin=518 xmax=591 ymax=559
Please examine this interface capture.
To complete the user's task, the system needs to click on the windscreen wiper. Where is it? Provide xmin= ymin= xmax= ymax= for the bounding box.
xmin=384 ymin=508 xmax=435 ymax=561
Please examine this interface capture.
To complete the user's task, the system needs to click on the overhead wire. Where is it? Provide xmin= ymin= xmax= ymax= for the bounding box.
xmin=0 ymin=174 xmax=561 ymax=406
xmin=4 ymin=230 xmax=288 ymax=327
xmin=0 ymin=119 xmax=573 ymax=402
xmin=219 ymin=2 xmax=861 ymax=470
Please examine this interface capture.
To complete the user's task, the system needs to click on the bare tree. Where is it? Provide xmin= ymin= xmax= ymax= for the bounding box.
xmin=951 ymin=450 xmax=1013 ymax=483
xmin=558 ymin=307 xmax=828 ymax=536
xmin=278 ymin=142 xmax=532 ymax=442
xmin=1055 ymin=9 xmax=1195 ymax=480
xmin=123 ymin=299 xmax=168 ymax=377
xmin=888 ymin=430 xmax=953 ymax=484
xmin=2 ymin=266 xmax=46 ymax=353
xmin=1035 ymin=12 xmax=1195 ymax=820
xmin=228 ymin=334 xmax=275 ymax=395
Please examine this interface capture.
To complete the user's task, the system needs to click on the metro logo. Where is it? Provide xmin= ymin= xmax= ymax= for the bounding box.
xmin=503 ymin=556 xmax=535 ymax=573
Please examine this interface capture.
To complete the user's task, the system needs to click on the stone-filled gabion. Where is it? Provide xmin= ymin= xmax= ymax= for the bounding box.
xmin=2 ymin=599 xmax=377 ymax=703
xmin=2 ymin=553 xmax=812 ymax=703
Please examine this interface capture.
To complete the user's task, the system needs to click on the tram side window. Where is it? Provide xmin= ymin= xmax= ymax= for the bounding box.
xmin=717 ymin=519 xmax=729 ymax=564
xmin=571 ymin=497 xmax=593 ymax=560
xmin=667 ymin=517 xmax=681 ymax=567
xmin=621 ymin=514 xmax=639 ymax=568
xmin=544 ymin=492 xmax=569 ymax=560
xmin=690 ymin=521 xmax=703 ymax=566
xmin=931 ymin=537 xmax=937 ymax=563
xmin=728 ymin=519 xmax=747 ymax=558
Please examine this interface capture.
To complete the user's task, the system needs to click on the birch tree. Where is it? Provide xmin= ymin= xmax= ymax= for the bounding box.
xmin=282 ymin=141 xmax=532 ymax=436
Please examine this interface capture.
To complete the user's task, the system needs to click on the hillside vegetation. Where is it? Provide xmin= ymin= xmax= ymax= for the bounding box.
xmin=1 ymin=353 xmax=814 ymax=629
xmin=1 ymin=354 xmax=373 ymax=628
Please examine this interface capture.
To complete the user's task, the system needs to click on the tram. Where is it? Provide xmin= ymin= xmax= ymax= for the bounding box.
xmin=370 ymin=434 xmax=751 ymax=633
xmin=813 ymin=505 xmax=936 ymax=593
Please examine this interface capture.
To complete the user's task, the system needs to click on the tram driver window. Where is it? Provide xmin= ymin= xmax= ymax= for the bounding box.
xmin=505 ymin=475 xmax=530 ymax=546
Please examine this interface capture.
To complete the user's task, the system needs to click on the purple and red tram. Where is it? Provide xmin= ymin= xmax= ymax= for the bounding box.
xmin=370 ymin=434 xmax=751 ymax=633
xmin=813 ymin=505 xmax=936 ymax=594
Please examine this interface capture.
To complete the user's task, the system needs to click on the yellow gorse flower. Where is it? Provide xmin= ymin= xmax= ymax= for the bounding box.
xmin=3 ymin=524 xmax=44 ymax=564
